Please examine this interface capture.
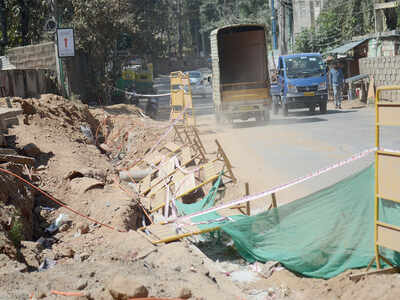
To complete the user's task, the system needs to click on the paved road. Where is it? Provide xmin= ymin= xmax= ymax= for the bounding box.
xmin=196 ymin=105 xmax=400 ymax=210
xmin=153 ymin=73 xmax=399 ymax=208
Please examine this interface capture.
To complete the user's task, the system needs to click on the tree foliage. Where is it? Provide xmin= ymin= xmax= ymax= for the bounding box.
xmin=294 ymin=0 xmax=376 ymax=53
xmin=1 ymin=0 xmax=50 ymax=52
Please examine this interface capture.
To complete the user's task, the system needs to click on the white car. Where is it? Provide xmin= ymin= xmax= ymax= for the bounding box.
xmin=185 ymin=71 xmax=203 ymax=87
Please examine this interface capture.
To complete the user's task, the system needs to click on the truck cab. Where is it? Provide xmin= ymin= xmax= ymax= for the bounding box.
xmin=274 ymin=53 xmax=328 ymax=116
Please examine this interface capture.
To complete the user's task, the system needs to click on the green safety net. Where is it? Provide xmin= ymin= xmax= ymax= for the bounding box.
xmin=175 ymin=174 xmax=245 ymax=230
xmin=221 ymin=164 xmax=400 ymax=279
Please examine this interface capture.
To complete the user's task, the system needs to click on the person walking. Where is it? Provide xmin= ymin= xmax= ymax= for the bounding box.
xmin=330 ymin=61 xmax=344 ymax=109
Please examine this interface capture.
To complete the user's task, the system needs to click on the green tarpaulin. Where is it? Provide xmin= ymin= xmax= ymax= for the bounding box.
xmin=221 ymin=165 xmax=400 ymax=278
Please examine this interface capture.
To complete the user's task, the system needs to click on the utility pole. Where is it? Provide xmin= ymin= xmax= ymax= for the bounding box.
xmin=271 ymin=0 xmax=277 ymax=49
xmin=278 ymin=0 xmax=288 ymax=55
xmin=52 ymin=0 xmax=67 ymax=97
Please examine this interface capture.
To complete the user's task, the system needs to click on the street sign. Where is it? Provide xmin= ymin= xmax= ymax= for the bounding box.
xmin=56 ymin=28 xmax=75 ymax=57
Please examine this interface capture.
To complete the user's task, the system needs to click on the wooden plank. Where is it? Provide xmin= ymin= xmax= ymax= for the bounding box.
xmin=376 ymin=222 xmax=400 ymax=252
xmin=163 ymin=142 xmax=181 ymax=153
xmin=151 ymin=189 xmax=166 ymax=211
xmin=215 ymin=139 xmax=237 ymax=183
xmin=271 ymin=193 xmax=278 ymax=208
xmin=203 ymin=162 xmax=219 ymax=181
xmin=0 ymin=154 xmax=35 ymax=166
xmin=144 ymin=152 xmax=164 ymax=166
xmin=174 ymin=173 xmax=196 ymax=198
xmin=245 ymin=182 xmax=250 ymax=216
xmin=349 ymin=267 xmax=399 ymax=282
xmin=158 ymin=158 xmax=175 ymax=177
xmin=377 ymin=154 xmax=400 ymax=202
xmin=180 ymin=147 xmax=193 ymax=166
xmin=378 ymin=106 xmax=400 ymax=126
xmin=140 ymin=174 xmax=151 ymax=194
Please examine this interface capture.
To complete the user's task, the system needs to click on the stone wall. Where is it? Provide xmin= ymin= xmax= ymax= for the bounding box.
xmin=7 ymin=42 xmax=56 ymax=70
xmin=359 ymin=56 xmax=400 ymax=101
xmin=0 ymin=70 xmax=57 ymax=98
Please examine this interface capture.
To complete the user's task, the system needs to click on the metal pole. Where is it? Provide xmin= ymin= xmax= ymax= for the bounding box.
xmin=271 ymin=0 xmax=277 ymax=49
xmin=53 ymin=0 xmax=67 ymax=97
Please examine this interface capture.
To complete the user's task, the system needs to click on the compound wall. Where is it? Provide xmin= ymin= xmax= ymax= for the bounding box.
xmin=359 ymin=56 xmax=400 ymax=102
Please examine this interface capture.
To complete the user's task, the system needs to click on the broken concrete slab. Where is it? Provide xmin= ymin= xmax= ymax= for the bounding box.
xmin=0 ymin=107 xmax=22 ymax=130
xmin=0 ymin=153 xmax=35 ymax=165
xmin=0 ymin=148 xmax=17 ymax=155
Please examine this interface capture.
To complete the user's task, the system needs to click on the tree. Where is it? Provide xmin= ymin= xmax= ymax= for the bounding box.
xmin=294 ymin=0 xmax=375 ymax=53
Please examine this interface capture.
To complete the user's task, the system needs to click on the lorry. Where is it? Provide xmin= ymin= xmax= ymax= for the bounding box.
xmin=210 ymin=24 xmax=271 ymax=123
xmin=272 ymin=53 xmax=328 ymax=116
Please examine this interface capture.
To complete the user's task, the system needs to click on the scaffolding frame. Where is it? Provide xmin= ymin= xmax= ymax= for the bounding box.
xmin=374 ymin=85 xmax=400 ymax=270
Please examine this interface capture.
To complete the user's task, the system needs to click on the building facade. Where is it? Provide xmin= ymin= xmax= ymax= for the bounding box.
xmin=292 ymin=0 xmax=328 ymax=37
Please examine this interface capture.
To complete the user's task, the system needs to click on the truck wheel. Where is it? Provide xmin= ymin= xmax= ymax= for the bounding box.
xmin=309 ymin=105 xmax=316 ymax=114
xmin=319 ymin=101 xmax=327 ymax=114
xmin=282 ymin=104 xmax=288 ymax=117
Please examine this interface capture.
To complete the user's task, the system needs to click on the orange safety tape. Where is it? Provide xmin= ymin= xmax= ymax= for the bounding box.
xmin=0 ymin=167 xmax=124 ymax=232
xmin=50 ymin=290 xmax=84 ymax=297
xmin=129 ymin=298 xmax=184 ymax=300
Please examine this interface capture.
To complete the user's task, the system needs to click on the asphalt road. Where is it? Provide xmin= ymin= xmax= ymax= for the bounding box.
xmin=195 ymin=105 xmax=400 ymax=210
xmin=153 ymin=72 xmax=399 ymax=208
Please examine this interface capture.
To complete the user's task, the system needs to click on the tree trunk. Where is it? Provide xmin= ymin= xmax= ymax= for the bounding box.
xmin=0 ymin=0 xmax=7 ymax=50
xmin=278 ymin=1 xmax=287 ymax=55
xmin=18 ymin=0 xmax=29 ymax=46
xmin=177 ymin=0 xmax=183 ymax=58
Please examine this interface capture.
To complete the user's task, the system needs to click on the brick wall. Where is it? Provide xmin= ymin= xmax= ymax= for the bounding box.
xmin=7 ymin=42 xmax=56 ymax=70
xmin=359 ymin=56 xmax=400 ymax=101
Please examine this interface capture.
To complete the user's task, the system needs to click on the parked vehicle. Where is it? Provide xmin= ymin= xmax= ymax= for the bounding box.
xmin=210 ymin=24 xmax=271 ymax=123
xmin=184 ymin=71 xmax=203 ymax=86
xmin=274 ymin=53 xmax=328 ymax=116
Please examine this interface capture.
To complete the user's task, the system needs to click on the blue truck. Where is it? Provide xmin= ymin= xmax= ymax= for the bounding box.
xmin=271 ymin=53 xmax=328 ymax=116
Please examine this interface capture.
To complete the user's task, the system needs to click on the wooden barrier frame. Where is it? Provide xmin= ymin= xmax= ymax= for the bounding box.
xmin=170 ymin=71 xmax=196 ymax=126
xmin=215 ymin=139 xmax=237 ymax=183
xmin=374 ymin=86 xmax=400 ymax=271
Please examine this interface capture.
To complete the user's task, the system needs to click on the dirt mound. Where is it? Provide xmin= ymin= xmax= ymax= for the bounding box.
xmin=90 ymin=104 xmax=168 ymax=169
xmin=0 ymin=163 xmax=35 ymax=261
xmin=11 ymin=94 xmax=100 ymax=143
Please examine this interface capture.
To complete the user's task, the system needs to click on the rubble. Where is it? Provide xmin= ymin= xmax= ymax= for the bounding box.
xmin=108 ymin=275 xmax=149 ymax=299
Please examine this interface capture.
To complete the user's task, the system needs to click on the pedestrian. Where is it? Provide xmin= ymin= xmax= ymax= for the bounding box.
xmin=330 ymin=61 xmax=344 ymax=109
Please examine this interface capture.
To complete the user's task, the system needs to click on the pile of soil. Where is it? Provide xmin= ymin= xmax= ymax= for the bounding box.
xmin=90 ymin=104 xmax=168 ymax=169
xmin=12 ymin=94 xmax=100 ymax=144
xmin=0 ymin=163 xmax=35 ymax=261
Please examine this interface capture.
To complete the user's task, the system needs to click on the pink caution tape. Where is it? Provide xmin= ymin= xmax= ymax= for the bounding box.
xmin=174 ymin=147 xmax=378 ymax=224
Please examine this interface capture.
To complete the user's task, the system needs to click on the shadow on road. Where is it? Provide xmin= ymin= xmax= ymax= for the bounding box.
xmin=232 ymin=117 xmax=327 ymax=129
xmin=286 ymin=109 xmax=354 ymax=117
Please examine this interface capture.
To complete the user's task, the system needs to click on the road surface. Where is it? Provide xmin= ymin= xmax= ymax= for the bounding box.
xmin=154 ymin=72 xmax=399 ymax=211
xmin=197 ymin=105 xmax=399 ymax=211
